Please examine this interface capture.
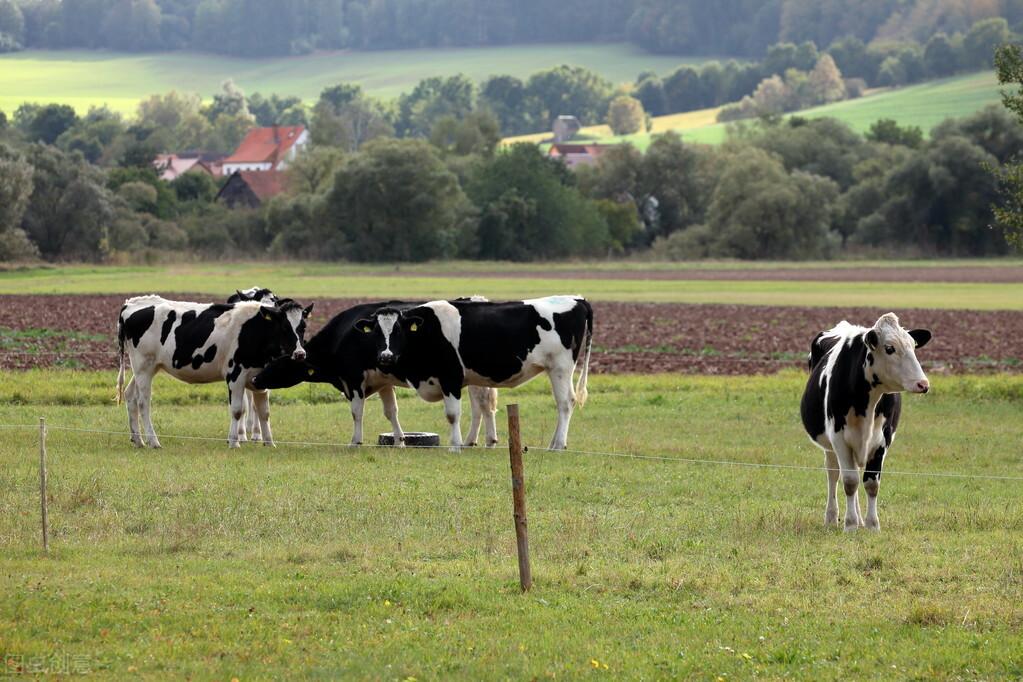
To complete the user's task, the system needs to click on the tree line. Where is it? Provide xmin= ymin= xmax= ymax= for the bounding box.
xmin=1 ymin=0 xmax=1022 ymax=57
xmin=1 ymin=81 xmax=1018 ymax=262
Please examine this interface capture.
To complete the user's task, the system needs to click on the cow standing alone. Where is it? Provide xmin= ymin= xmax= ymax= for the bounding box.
xmin=800 ymin=313 xmax=932 ymax=531
xmin=117 ymin=295 xmax=312 ymax=448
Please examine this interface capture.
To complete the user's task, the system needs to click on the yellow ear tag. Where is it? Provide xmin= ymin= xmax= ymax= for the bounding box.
xmin=307 ymin=368 xmax=315 ymax=376
xmin=410 ymin=323 xmax=418 ymax=332
xmin=263 ymin=313 xmax=272 ymax=321
xmin=362 ymin=326 xmax=372 ymax=333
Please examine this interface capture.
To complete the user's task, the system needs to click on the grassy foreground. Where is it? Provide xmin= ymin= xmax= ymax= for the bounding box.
xmin=1 ymin=371 xmax=1022 ymax=678
xmin=0 ymin=45 xmax=711 ymax=115
xmin=2 ymin=262 xmax=1022 ymax=309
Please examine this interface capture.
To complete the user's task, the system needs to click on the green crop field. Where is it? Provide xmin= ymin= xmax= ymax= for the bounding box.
xmin=1 ymin=371 xmax=1021 ymax=678
xmin=0 ymin=45 xmax=714 ymax=116
xmin=590 ymin=71 xmax=1004 ymax=149
xmin=2 ymin=261 xmax=1022 ymax=309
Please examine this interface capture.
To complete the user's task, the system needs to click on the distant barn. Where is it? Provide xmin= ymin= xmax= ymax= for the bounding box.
xmin=216 ymin=170 xmax=287 ymax=208
xmin=552 ymin=115 xmax=582 ymax=143
xmin=548 ymin=143 xmax=614 ymax=169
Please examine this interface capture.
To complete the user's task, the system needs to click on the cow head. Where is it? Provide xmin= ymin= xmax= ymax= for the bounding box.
xmin=261 ymin=301 xmax=313 ymax=361
xmin=353 ymin=307 xmax=423 ymax=369
xmin=864 ymin=313 xmax=932 ymax=394
xmin=253 ymin=356 xmax=322 ymax=390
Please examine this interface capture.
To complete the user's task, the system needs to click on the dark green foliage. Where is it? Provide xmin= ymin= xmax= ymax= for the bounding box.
xmin=991 ymin=43 xmax=1023 ymax=249
xmin=323 ymin=138 xmax=471 ymax=261
xmin=468 ymin=144 xmax=609 ymax=260
xmin=20 ymin=103 xmax=78 ymax=145
xmin=866 ymin=119 xmax=924 ymax=148
xmin=170 ymin=171 xmax=218 ymax=203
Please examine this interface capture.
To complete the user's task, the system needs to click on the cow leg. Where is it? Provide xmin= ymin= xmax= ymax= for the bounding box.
xmin=863 ymin=445 xmax=886 ymax=531
xmin=831 ymin=439 xmax=860 ymax=532
xmin=251 ymin=389 xmax=274 ymax=447
xmin=483 ymin=389 xmax=498 ymax=449
xmin=135 ymin=372 xmax=161 ymax=449
xmin=124 ymin=376 xmax=143 ymax=447
xmin=547 ymin=368 xmax=575 ymax=450
xmin=466 ymin=386 xmax=498 ymax=448
xmin=466 ymin=391 xmax=483 ymax=448
xmin=226 ymin=379 xmax=246 ymax=448
xmin=243 ymin=389 xmax=258 ymax=442
xmin=349 ymin=394 xmax=365 ymax=446
xmin=824 ymin=448 xmax=840 ymax=527
xmin=379 ymin=385 xmax=405 ymax=447
xmin=443 ymin=392 xmax=463 ymax=451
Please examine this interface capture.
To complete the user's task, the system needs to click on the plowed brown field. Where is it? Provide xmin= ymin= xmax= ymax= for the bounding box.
xmin=2 ymin=294 xmax=1019 ymax=374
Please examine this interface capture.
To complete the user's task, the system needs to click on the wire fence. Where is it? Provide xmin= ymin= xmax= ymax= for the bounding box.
xmin=3 ymin=421 xmax=1021 ymax=483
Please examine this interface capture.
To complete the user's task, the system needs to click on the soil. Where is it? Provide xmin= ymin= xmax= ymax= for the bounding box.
xmin=1 ymin=294 xmax=1019 ymax=374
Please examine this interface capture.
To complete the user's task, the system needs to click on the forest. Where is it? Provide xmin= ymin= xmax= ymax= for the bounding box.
xmin=2 ymin=0 xmax=1023 ymax=57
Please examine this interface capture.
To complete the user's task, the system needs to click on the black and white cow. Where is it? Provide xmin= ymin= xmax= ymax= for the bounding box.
xmin=226 ymin=287 xmax=281 ymax=443
xmin=252 ymin=300 xmax=500 ymax=448
xmin=336 ymin=295 xmax=592 ymax=450
xmin=800 ymin=313 xmax=932 ymax=531
xmin=117 ymin=295 xmax=312 ymax=448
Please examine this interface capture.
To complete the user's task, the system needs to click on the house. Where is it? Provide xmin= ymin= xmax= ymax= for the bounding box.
xmin=153 ymin=153 xmax=215 ymax=182
xmin=548 ymin=143 xmax=614 ymax=169
xmin=221 ymin=124 xmax=309 ymax=175
xmin=552 ymin=116 xmax=582 ymax=143
xmin=215 ymin=170 xmax=287 ymax=208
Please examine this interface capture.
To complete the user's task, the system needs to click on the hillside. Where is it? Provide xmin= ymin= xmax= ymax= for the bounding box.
xmin=550 ymin=71 xmax=1003 ymax=149
xmin=0 ymin=45 xmax=716 ymax=116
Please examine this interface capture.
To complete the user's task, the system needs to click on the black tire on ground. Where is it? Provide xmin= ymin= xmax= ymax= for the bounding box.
xmin=378 ymin=432 xmax=441 ymax=447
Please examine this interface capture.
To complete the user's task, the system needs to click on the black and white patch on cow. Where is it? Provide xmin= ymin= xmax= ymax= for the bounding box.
xmin=225 ymin=286 xmax=280 ymax=443
xmin=116 ymin=295 xmax=312 ymax=448
xmin=800 ymin=312 xmax=932 ymax=531
xmin=353 ymin=295 xmax=593 ymax=450
xmin=252 ymin=299 xmax=501 ymax=448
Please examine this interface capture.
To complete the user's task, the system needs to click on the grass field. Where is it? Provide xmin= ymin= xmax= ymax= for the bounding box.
xmin=0 ymin=45 xmax=715 ymax=116
xmin=1 ymin=371 xmax=1021 ymax=678
xmin=568 ymin=71 xmax=1003 ymax=149
xmin=3 ymin=261 xmax=1022 ymax=309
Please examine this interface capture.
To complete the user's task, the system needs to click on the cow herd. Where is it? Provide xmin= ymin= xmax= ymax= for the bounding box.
xmin=116 ymin=289 xmax=932 ymax=531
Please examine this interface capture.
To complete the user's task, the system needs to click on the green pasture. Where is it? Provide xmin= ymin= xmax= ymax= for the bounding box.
xmin=0 ymin=45 xmax=714 ymax=116
xmin=593 ymin=71 xmax=1003 ymax=149
xmin=2 ymin=262 xmax=1021 ymax=309
xmin=1 ymin=371 xmax=1021 ymax=678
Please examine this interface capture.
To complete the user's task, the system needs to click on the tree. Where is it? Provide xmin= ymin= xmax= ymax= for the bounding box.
xmin=526 ymin=65 xmax=612 ymax=129
xmin=468 ymin=143 xmax=609 ymax=260
xmin=705 ymin=148 xmax=838 ymax=259
xmin=169 ymin=171 xmax=218 ymax=203
xmin=963 ymin=17 xmax=1010 ymax=69
xmin=429 ymin=110 xmax=500 ymax=157
xmin=0 ymin=0 xmax=25 ymax=46
xmin=19 ymin=144 xmax=115 ymax=260
xmin=24 ymin=103 xmax=78 ymax=144
xmin=285 ymin=145 xmax=345 ymax=195
xmin=480 ymin=75 xmax=532 ymax=136
xmin=311 ymin=86 xmax=392 ymax=152
xmin=633 ymin=76 xmax=668 ymax=117
xmin=923 ymin=33 xmax=960 ymax=77
xmin=0 ymin=144 xmax=33 ymax=234
xmin=396 ymin=75 xmax=475 ymax=138
xmin=808 ymin=54 xmax=845 ymax=103
xmin=866 ymin=119 xmax=924 ymax=148
xmin=606 ymin=95 xmax=645 ymax=135
xmin=323 ymin=138 xmax=471 ymax=261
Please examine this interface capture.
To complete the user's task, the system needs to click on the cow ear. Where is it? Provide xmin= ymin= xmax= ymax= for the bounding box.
xmin=260 ymin=305 xmax=277 ymax=322
xmin=865 ymin=329 xmax=879 ymax=349
xmin=908 ymin=329 xmax=932 ymax=348
xmin=236 ymin=289 xmax=246 ymax=300
xmin=303 ymin=303 xmax=314 ymax=318
xmin=354 ymin=318 xmax=374 ymax=333
xmin=405 ymin=315 xmax=424 ymax=331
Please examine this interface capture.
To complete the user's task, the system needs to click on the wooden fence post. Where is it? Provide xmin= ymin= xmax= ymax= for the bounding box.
xmin=39 ymin=417 xmax=48 ymax=554
xmin=506 ymin=404 xmax=532 ymax=592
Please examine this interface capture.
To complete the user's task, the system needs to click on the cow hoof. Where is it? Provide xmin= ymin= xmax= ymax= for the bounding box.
xmin=865 ymin=518 xmax=880 ymax=531
xmin=228 ymin=442 xmax=240 ymax=449
xmin=844 ymin=520 xmax=859 ymax=533
xmin=465 ymin=440 xmax=477 ymax=448
xmin=824 ymin=512 xmax=839 ymax=527
xmin=263 ymin=441 xmax=276 ymax=448
xmin=486 ymin=439 xmax=498 ymax=448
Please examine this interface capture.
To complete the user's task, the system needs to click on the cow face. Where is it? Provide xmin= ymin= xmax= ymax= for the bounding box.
xmin=354 ymin=308 xmax=423 ymax=369
xmin=865 ymin=313 xmax=932 ymax=394
xmin=262 ymin=303 xmax=312 ymax=361
xmin=253 ymin=356 xmax=321 ymax=390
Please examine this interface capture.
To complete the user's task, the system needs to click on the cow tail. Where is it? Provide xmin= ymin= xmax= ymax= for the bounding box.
xmin=574 ymin=303 xmax=593 ymax=409
xmin=116 ymin=313 xmax=126 ymax=405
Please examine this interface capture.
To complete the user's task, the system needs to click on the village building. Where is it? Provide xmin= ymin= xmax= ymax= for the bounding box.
xmin=552 ymin=115 xmax=582 ymax=143
xmin=215 ymin=170 xmax=287 ymax=208
xmin=548 ymin=143 xmax=614 ymax=169
xmin=220 ymin=124 xmax=309 ymax=175
xmin=152 ymin=153 xmax=217 ymax=182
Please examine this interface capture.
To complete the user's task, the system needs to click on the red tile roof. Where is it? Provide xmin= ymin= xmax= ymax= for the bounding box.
xmin=223 ymin=125 xmax=306 ymax=165
xmin=236 ymin=170 xmax=287 ymax=201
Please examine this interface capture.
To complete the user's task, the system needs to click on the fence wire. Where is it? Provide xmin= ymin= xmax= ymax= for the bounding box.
xmin=2 ymin=421 xmax=1021 ymax=483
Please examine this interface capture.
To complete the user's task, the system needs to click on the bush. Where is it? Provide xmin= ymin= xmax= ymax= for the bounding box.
xmin=606 ymin=95 xmax=646 ymax=135
xmin=0 ymin=228 xmax=38 ymax=261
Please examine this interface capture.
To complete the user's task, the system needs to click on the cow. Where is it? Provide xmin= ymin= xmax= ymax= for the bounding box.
xmin=800 ymin=313 xmax=932 ymax=532
xmin=226 ymin=287 xmax=280 ymax=443
xmin=252 ymin=300 xmax=500 ymax=448
xmin=116 ymin=295 xmax=312 ymax=449
xmin=334 ymin=295 xmax=593 ymax=450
